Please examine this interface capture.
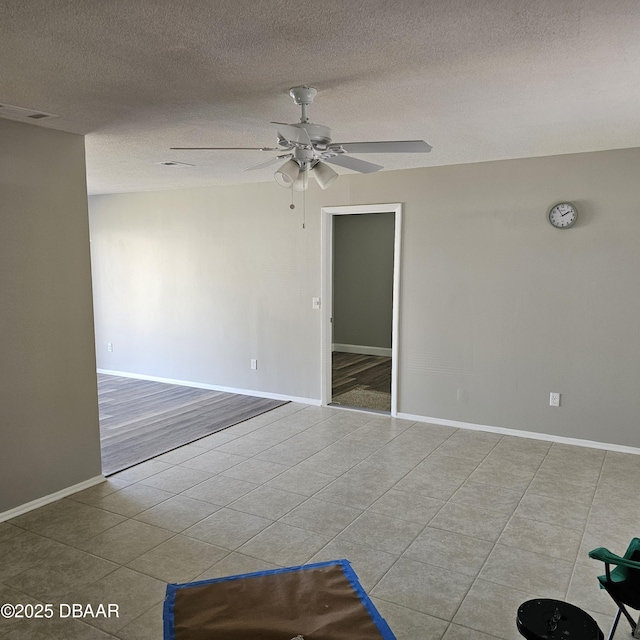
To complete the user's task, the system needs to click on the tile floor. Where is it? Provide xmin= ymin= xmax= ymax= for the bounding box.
xmin=1 ymin=402 xmax=638 ymax=639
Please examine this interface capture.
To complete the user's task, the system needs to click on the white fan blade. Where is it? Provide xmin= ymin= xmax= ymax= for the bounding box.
xmin=272 ymin=123 xmax=312 ymax=145
xmin=335 ymin=140 xmax=432 ymax=153
xmin=243 ymin=154 xmax=292 ymax=171
xmin=170 ymin=147 xmax=278 ymax=151
xmin=324 ymin=155 xmax=383 ymax=173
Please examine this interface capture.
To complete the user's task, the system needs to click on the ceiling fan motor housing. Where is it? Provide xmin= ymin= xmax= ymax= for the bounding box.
xmin=289 ymin=86 xmax=317 ymax=106
xmin=289 ymin=122 xmax=332 ymax=147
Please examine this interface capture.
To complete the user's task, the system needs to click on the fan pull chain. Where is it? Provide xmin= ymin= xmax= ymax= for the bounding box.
xmin=302 ymin=186 xmax=306 ymax=229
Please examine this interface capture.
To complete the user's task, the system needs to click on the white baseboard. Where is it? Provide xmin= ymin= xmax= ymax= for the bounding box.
xmin=332 ymin=344 xmax=392 ymax=358
xmin=0 ymin=475 xmax=106 ymax=523
xmin=397 ymin=412 xmax=640 ymax=456
xmin=97 ymin=369 xmax=321 ymax=406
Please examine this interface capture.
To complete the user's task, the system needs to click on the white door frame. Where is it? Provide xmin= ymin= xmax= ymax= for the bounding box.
xmin=321 ymin=203 xmax=402 ymax=416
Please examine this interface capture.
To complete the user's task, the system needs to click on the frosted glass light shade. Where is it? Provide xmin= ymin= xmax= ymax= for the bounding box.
xmin=312 ymin=162 xmax=338 ymax=189
xmin=274 ymin=160 xmax=300 ymax=188
xmin=292 ymin=171 xmax=309 ymax=192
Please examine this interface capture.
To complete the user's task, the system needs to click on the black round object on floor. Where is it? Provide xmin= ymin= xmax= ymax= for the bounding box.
xmin=516 ymin=599 xmax=604 ymax=640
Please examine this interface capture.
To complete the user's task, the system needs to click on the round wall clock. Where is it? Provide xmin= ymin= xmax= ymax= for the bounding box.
xmin=548 ymin=202 xmax=578 ymax=229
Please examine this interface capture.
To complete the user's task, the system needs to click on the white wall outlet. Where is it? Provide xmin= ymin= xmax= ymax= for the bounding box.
xmin=107 ymin=343 xmax=113 ymax=352
xmin=250 ymin=359 xmax=257 ymax=370
xmin=312 ymin=297 xmax=321 ymax=310
xmin=550 ymin=392 xmax=560 ymax=407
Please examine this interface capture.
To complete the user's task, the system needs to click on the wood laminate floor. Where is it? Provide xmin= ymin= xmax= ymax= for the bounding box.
xmin=98 ymin=374 xmax=287 ymax=475
xmin=331 ymin=351 xmax=392 ymax=395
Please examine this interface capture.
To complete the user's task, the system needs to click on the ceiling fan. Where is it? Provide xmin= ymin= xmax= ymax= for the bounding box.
xmin=171 ymin=86 xmax=432 ymax=191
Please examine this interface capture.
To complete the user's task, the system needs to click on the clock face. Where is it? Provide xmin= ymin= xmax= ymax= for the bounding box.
xmin=549 ymin=202 xmax=577 ymax=229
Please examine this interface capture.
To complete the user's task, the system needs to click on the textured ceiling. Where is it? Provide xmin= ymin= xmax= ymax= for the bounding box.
xmin=2 ymin=0 xmax=640 ymax=194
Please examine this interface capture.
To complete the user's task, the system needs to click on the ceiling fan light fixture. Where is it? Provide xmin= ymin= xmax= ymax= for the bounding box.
xmin=312 ymin=161 xmax=339 ymax=190
xmin=292 ymin=170 xmax=309 ymax=192
xmin=274 ymin=159 xmax=300 ymax=188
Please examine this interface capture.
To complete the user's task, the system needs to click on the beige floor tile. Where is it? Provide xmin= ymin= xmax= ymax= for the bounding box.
xmin=66 ymin=477 xmax=131 ymax=506
xmin=400 ymin=422 xmax=457 ymax=443
xmin=8 ymin=500 xmax=126 ymax=545
xmin=133 ymin=494 xmax=220 ymax=532
xmin=453 ymin=579 xmax=539 ymax=640
xmin=368 ymin=490 xmax=445 ymax=525
xmin=182 ymin=507 xmax=271 ymax=549
xmin=212 ymin=434 xmax=279 ymax=457
xmin=433 ymin=430 xmax=501 ymax=461
xmin=403 ymin=526 xmax=493 ymax=577
xmin=371 ymin=598 xmax=449 ymax=640
xmin=393 ymin=467 xmax=466 ymax=502
xmin=4 ymin=401 xmax=635 ymax=640
xmin=265 ymin=466 xmax=335 ymax=496
xmin=468 ymin=466 xmax=533 ymax=493
xmin=514 ymin=492 xmax=590 ymax=529
xmin=227 ymin=485 xmax=306 ymax=519
xmin=293 ymin=446 xmax=369 ymax=477
xmin=66 ymin=566 xmax=165 ymax=634
xmin=92 ymin=484 xmax=174 ymax=518
xmin=498 ymin=515 xmax=582 ymax=562
xmin=337 ymin=511 xmax=424 ymax=555
xmin=127 ymin=534 xmax=229 ymax=582
xmin=152 ymin=443 xmax=208 ymax=464
xmin=417 ymin=453 xmax=481 ymax=478
xmin=1 ymin=616 xmax=118 ymax=639
xmin=342 ymin=421 xmax=412 ymax=448
xmin=182 ymin=474 xmax=258 ymax=505
xmin=220 ymin=458 xmax=289 ymax=483
xmin=479 ymin=544 xmax=573 ymax=600
xmin=193 ymin=551 xmax=281 ymax=581
xmin=110 ymin=460 xmax=173 ymax=483
xmin=536 ymin=456 xmax=602 ymax=485
xmin=350 ymin=459 xmax=412 ymax=488
xmin=0 ymin=522 xmax=22 ymax=544
xmin=139 ymin=465 xmax=213 ymax=493
xmin=5 ymin=545 xmax=118 ymax=600
xmin=78 ymin=519 xmax=174 ymax=564
xmin=116 ymin=602 xmax=164 ymax=640
xmin=0 ymin=531 xmax=68 ymax=581
xmin=308 ymin=539 xmax=397 ymax=592
xmin=546 ymin=442 xmax=606 ymax=466
xmin=279 ymin=497 xmax=362 ymax=536
xmin=450 ymin=480 xmax=524 ymax=514
xmin=526 ymin=473 xmax=596 ymax=505
xmin=178 ymin=449 xmax=248 ymax=473
xmin=314 ymin=474 xmax=389 ymax=510
xmin=0 ymin=582 xmax=42 ymax=637
xmin=236 ymin=522 xmax=331 ymax=566
xmin=476 ymin=450 xmax=543 ymax=477
xmin=492 ymin=435 xmax=551 ymax=457
xmin=371 ymin=557 xmax=473 ymax=620
xmin=566 ymin=562 xmax=619 ymax=616
xmin=443 ymin=623 xmax=504 ymax=640
xmin=254 ymin=440 xmax=323 ymax=466
xmin=428 ymin=501 xmax=511 ymax=542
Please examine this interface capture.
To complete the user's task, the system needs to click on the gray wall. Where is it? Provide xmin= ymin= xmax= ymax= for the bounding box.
xmin=1 ymin=119 xmax=102 ymax=513
xmin=89 ymin=184 xmax=348 ymax=400
xmin=89 ymin=147 xmax=640 ymax=449
xmin=333 ymin=212 xmax=394 ymax=350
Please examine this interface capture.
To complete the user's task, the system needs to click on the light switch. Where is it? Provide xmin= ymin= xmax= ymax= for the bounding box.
xmin=312 ymin=297 xmax=321 ymax=310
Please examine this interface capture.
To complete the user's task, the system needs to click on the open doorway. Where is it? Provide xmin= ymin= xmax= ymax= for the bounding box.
xmin=321 ymin=203 xmax=402 ymax=416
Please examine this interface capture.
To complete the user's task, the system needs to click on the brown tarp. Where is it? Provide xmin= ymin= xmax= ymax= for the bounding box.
xmin=168 ymin=562 xmax=393 ymax=640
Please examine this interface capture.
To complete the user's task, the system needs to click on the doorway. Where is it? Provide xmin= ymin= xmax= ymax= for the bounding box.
xmin=321 ymin=203 xmax=402 ymax=416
